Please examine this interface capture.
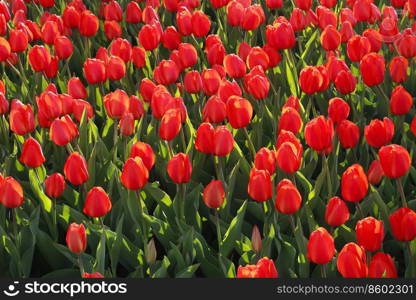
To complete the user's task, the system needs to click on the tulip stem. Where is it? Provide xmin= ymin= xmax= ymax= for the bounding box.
xmin=78 ymin=255 xmax=85 ymax=277
xmin=214 ymin=209 xmax=227 ymax=277
xmin=396 ymin=177 xmax=408 ymax=208
xmin=322 ymin=154 xmax=333 ymax=197
xmin=53 ymin=197 xmax=57 ymax=230
xmin=179 ymin=183 xmax=186 ymax=222
xmin=213 ymin=155 xmax=225 ymax=183
xmin=180 ymin=128 xmax=187 ymax=152
xmin=242 ymin=127 xmax=257 ymax=159
xmin=406 ymin=242 xmax=416 ymax=277
xmin=320 ymin=264 xmax=327 ymax=278
xmin=167 ymin=141 xmax=174 ymax=159
xmin=113 ymin=123 xmax=119 ymax=163
xmin=136 ymin=190 xmax=148 ymax=264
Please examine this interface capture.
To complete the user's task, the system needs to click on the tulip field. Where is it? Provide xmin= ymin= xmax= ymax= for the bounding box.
xmin=2 ymin=0 xmax=416 ymax=280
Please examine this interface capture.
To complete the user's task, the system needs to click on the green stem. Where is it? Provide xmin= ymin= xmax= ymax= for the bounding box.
xmin=322 ymin=154 xmax=333 ymax=197
xmin=242 ymin=127 xmax=257 ymax=159
xmin=113 ymin=122 xmax=119 ymax=163
xmin=78 ymin=255 xmax=85 ymax=277
xmin=320 ymin=264 xmax=327 ymax=278
xmin=213 ymin=155 xmax=225 ymax=182
xmin=396 ymin=177 xmax=408 ymax=208
xmin=215 ymin=209 xmax=227 ymax=277
xmin=136 ymin=190 xmax=148 ymax=262
xmin=355 ymin=202 xmax=364 ymax=219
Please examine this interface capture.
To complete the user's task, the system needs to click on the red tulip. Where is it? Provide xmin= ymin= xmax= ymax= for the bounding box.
xmin=67 ymin=77 xmax=87 ymax=100
xmin=248 ymin=168 xmax=272 ymax=202
xmin=307 ymin=227 xmax=335 ymax=264
xmin=336 ymin=120 xmax=360 ymax=149
xmin=0 ymin=177 xmax=24 ymax=208
xmin=299 ymin=66 xmax=325 ymax=94
xmin=368 ymin=252 xmax=398 ymax=278
xmin=203 ymin=180 xmax=225 ymax=209
xmin=0 ymin=92 xmax=8 ymax=115
xmin=126 ymin=2 xmax=142 ymax=24
xmin=9 ymin=100 xmax=35 ymax=136
xmin=110 ymin=38 xmax=132 ymax=63
xmin=218 ymin=79 xmax=242 ymax=103
xmin=119 ymin=113 xmax=135 ymax=136
xmin=337 ymin=243 xmax=368 ymax=278
xmin=45 ymin=173 xmax=66 ymax=198
xmin=367 ymin=160 xmax=384 ymax=185
xmin=79 ymin=10 xmax=99 ymax=37
xmin=178 ymin=43 xmax=197 ymax=69
xmin=195 ymin=122 xmax=214 ymax=154
xmin=184 ymin=71 xmax=202 ymax=94
xmin=120 ymin=157 xmax=149 ymax=192
xmin=132 ymin=47 xmax=146 ymax=68
xmin=138 ymin=24 xmax=161 ymax=51
xmin=20 ymin=137 xmax=45 ymax=168
xmin=83 ymin=187 xmax=112 ymax=218
xmin=335 ymin=70 xmax=357 ymax=94
xmin=28 ymin=45 xmax=50 ymax=72
xmin=226 ymin=96 xmax=253 ymax=129
xmin=304 ymin=116 xmax=334 ymax=152
xmin=328 ymin=97 xmax=350 ymax=124
xmin=192 ymin=10 xmax=211 ymax=37
xmin=320 ymin=25 xmax=341 ymax=51
xmin=213 ymin=125 xmax=234 ymax=156
xmin=276 ymin=132 xmax=303 ymax=174
xmin=390 ymin=85 xmax=413 ymax=115
xmin=341 ymin=164 xmax=368 ymax=203
xmin=389 ymin=56 xmax=408 ymax=83
xmin=103 ymin=89 xmax=129 ymax=119
xmin=154 ymin=60 xmax=180 ymax=85
xmin=66 ymin=223 xmax=87 ymax=254
xmin=363 ymin=28 xmax=382 ymax=52
xmin=360 ymin=53 xmax=385 ymax=87
xmin=203 ymin=96 xmax=226 ymax=124
xmin=378 ymin=144 xmax=411 ymax=179
xmin=167 ymin=153 xmax=192 ymax=184
xmin=224 ymin=54 xmax=246 ymax=78
xmin=254 ymin=148 xmax=277 ymax=175
xmin=278 ymin=107 xmax=302 ymax=134
xmin=275 ymin=179 xmax=302 ymax=214
xmin=63 ymin=152 xmax=89 ymax=186
xmin=237 ymin=257 xmax=278 ymax=278
xmin=356 ymin=217 xmax=384 ymax=252
xmin=246 ymin=74 xmax=270 ymax=100
xmin=83 ymin=272 xmax=104 ymax=278
xmin=389 ymin=207 xmax=416 ymax=242
xmin=159 ymin=109 xmax=182 ymax=141
xmin=72 ymin=99 xmax=94 ymax=122
xmin=0 ymin=36 xmax=10 ymax=62
xmin=83 ymin=58 xmax=106 ymax=84
xmin=9 ymin=29 xmax=28 ymax=53
xmin=266 ymin=20 xmax=296 ymax=50
xmin=106 ymin=56 xmax=126 ymax=81
xmin=347 ymin=35 xmax=371 ymax=62
xmin=201 ymin=69 xmax=221 ymax=96
xmin=364 ymin=118 xmax=395 ymax=148
xmin=325 ymin=196 xmax=350 ymax=227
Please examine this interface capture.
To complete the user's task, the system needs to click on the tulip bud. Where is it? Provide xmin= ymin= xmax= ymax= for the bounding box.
xmin=275 ymin=179 xmax=302 ymax=214
xmin=276 ymin=135 xmax=303 ymax=174
xmin=266 ymin=21 xmax=296 ymax=50
xmin=146 ymin=238 xmax=157 ymax=264
xmin=378 ymin=144 xmax=411 ymax=179
xmin=320 ymin=25 xmax=341 ymax=51
xmin=389 ymin=207 xmax=416 ymax=242
xmin=64 ymin=152 xmax=89 ymax=186
xmin=106 ymin=56 xmax=126 ymax=81
xmin=307 ymin=227 xmax=335 ymax=264
xmin=202 ymin=96 xmax=226 ymax=124
xmin=195 ymin=123 xmax=214 ymax=154
xmin=110 ymin=38 xmax=132 ymax=63
xmin=83 ymin=58 xmax=106 ymax=85
xmin=254 ymin=148 xmax=277 ymax=175
xmin=328 ymin=97 xmax=350 ymax=124
xmin=367 ymin=160 xmax=384 ymax=185
xmin=226 ymin=96 xmax=253 ymax=129
xmin=368 ymin=252 xmax=398 ymax=278
xmin=325 ymin=196 xmax=350 ymax=227
xmin=248 ymin=168 xmax=272 ymax=202
xmin=66 ymin=223 xmax=87 ymax=254
xmin=202 ymin=179 xmax=225 ymax=209
xmin=213 ymin=125 xmax=234 ymax=156
xmin=67 ymin=77 xmax=87 ymax=100
xmin=20 ymin=137 xmax=45 ymax=168
xmin=9 ymin=100 xmax=35 ymax=136
xmin=184 ymin=71 xmax=202 ymax=94
xmin=28 ymin=45 xmax=51 ymax=72
xmin=119 ymin=113 xmax=135 ymax=137
xmin=341 ymin=164 xmax=368 ymax=202
xmin=336 ymin=120 xmax=360 ymax=149
xmin=278 ymin=107 xmax=302 ymax=134
xmin=126 ymin=2 xmax=142 ymax=24
xmin=129 ymin=142 xmax=155 ymax=171
xmin=121 ymin=157 xmax=149 ymax=190
xmin=178 ymin=43 xmax=197 ymax=69
xmin=356 ymin=217 xmax=385 ymax=254
xmin=192 ymin=10 xmax=211 ymax=37
xmin=224 ymin=54 xmax=246 ymax=78
xmin=54 ymin=36 xmax=73 ymax=60
xmin=390 ymin=85 xmax=413 ymax=115
xmin=79 ymin=10 xmax=99 ymax=37
xmin=335 ymin=70 xmax=357 ymax=95
xmin=299 ymin=66 xmax=324 ymax=94
xmin=83 ymin=187 xmax=112 ymax=218
xmin=389 ymin=56 xmax=408 ymax=83
xmin=363 ymin=28 xmax=382 ymax=52
xmin=360 ymin=52 xmax=385 ymax=87
xmin=337 ymin=243 xmax=368 ymax=278
xmin=45 ymin=173 xmax=66 ymax=198
xmin=9 ymin=29 xmax=28 ymax=53
xmin=167 ymin=153 xmax=192 ymax=184
xmin=159 ymin=109 xmax=182 ymax=141
xmin=304 ymin=116 xmax=334 ymax=152
xmin=72 ymin=99 xmax=94 ymax=122
xmin=201 ymin=69 xmax=221 ymax=95
xmin=364 ymin=117 xmax=395 ymax=148
xmin=0 ymin=177 xmax=24 ymax=208
xmin=138 ymin=24 xmax=161 ymax=51
xmin=251 ymin=225 xmax=262 ymax=253
xmin=154 ymin=60 xmax=180 ymax=85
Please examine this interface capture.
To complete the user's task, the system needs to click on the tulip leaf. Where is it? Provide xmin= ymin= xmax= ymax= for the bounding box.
xmin=221 ymin=200 xmax=248 ymax=258
xmin=175 ymin=263 xmax=200 ymax=278
xmin=29 ymin=169 xmax=52 ymax=213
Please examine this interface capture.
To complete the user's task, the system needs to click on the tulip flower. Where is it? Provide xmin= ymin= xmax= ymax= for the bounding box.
xmin=0 ymin=177 xmax=24 ymax=208
xmin=19 ymin=137 xmax=46 ymax=169
xmin=213 ymin=126 xmax=234 ymax=157
xmin=341 ymin=164 xmax=368 ymax=203
xmin=83 ymin=187 xmax=112 ymax=218
xmin=390 ymin=85 xmax=413 ymax=116
xmin=346 ymin=35 xmax=371 ymax=62
xmin=159 ymin=109 xmax=182 ymax=141
xmin=367 ymin=160 xmax=384 ymax=185
xmin=304 ymin=116 xmax=334 ymax=152
xmin=378 ymin=144 xmax=411 ymax=179
xmin=325 ymin=197 xmax=350 ymax=227
xmin=336 ymin=120 xmax=360 ymax=149
xmin=66 ymin=223 xmax=87 ymax=254
xmin=389 ymin=207 xmax=416 ymax=242
xmin=67 ymin=77 xmax=87 ymax=100
xmin=202 ymin=96 xmax=226 ymax=124
xmin=110 ymin=39 xmax=132 ymax=63
xmin=320 ymin=25 xmax=341 ymax=51
xmin=275 ymin=179 xmax=302 ymax=214
xmin=184 ymin=71 xmax=202 ymax=94
xmin=254 ymin=148 xmax=277 ymax=175
xmin=266 ymin=20 xmax=296 ymax=50
xmin=356 ymin=217 xmax=384 ymax=252
xmin=223 ymin=54 xmax=246 ymax=78
xmin=337 ymin=243 xmax=368 ymax=278
xmin=9 ymin=100 xmax=35 ymax=136
xmin=364 ymin=117 xmax=394 ymax=148
xmin=278 ymin=107 xmax=303 ymax=134
xmin=63 ymin=152 xmax=89 ymax=186
xmin=237 ymin=257 xmax=278 ymax=278
xmin=45 ymin=173 xmax=66 ymax=199
xmin=167 ymin=153 xmax=192 ymax=184
xmin=138 ymin=24 xmax=161 ymax=51
xmin=307 ymin=227 xmax=335 ymax=272
xmin=359 ymin=52 xmax=385 ymax=87
xmin=226 ymin=96 xmax=253 ymax=129
xmin=79 ymin=11 xmax=99 ymax=37
xmin=202 ymin=180 xmax=225 ymax=209
xmin=103 ymin=90 xmax=130 ymax=120
xmin=106 ymin=56 xmax=126 ymax=81
xmin=248 ymin=168 xmax=272 ymax=202
xmin=83 ymin=272 xmax=104 ymax=278
xmin=195 ymin=123 xmax=215 ymax=154
xmin=83 ymin=58 xmax=106 ymax=85
xmin=368 ymin=252 xmax=398 ymax=278
xmin=389 ymin=56 xmax=408 ymax=83
xmin=120 ymin=157 xmax=149 ymax=190
xmin=0 ymin=37 xmax=10 ymax=62
xmin=328 ymin=97 xmax=350 ymax=124
xmin=126 ymin=2 xmax=142 ymax=24
xmin=276 ymin=130 xmax=303 ymax=174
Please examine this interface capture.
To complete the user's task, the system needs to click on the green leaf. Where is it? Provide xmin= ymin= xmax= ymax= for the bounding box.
xmin=94 ymin=232 xmax=106 ymax=274
xmin=175 ymin=264 xmax=200 ymax=278
xmin=29 ymin=169 xmax=52 ymax=213
xmin=221 ymin=201 xmax=248 ymax=257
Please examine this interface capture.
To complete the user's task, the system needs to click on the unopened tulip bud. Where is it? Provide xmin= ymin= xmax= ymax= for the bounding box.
xmin=251 ymin=225 xmax=262 ymax=253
